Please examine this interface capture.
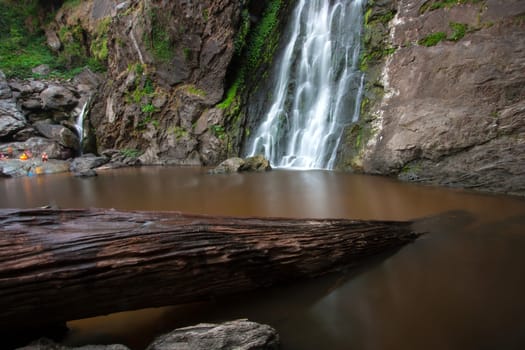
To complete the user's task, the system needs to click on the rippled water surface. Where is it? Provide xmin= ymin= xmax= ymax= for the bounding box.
xmin=2 ymin=167 xmax=525 ymax=350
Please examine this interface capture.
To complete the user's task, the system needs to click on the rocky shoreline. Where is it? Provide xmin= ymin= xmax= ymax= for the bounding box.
xmin=16 ymin=319 xmax=280 ymax=350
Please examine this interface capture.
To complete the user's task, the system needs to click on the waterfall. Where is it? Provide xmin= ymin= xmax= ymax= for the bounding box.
xmin=75 ymin=101 xmax=88 ymax=153
xmin=247 ymin=0 xmax=365 ymax=169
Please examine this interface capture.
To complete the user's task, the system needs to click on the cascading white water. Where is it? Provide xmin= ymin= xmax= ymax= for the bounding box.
xmin=247 ymin=0 xmax=365 ymax=169
xmin=75 ymin=101 xmax=88 ymax=153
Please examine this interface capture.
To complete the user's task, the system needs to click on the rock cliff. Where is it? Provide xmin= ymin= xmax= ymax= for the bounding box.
xmin=340 ymin=0 xmax=525 ymax=195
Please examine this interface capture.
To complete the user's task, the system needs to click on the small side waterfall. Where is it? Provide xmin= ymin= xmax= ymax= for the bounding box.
xmin=75 ymin=101 xmax=88 ymax=153
xmin=247 ymin=0 xmax=365 ymax=169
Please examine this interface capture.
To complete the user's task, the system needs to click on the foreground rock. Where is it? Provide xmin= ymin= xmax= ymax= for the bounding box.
xmin=69 ymin=154 xmax=109 ymax=177
xmin=16 ymin=320 xmax=278 ymax=350
xmin=0 ymin=159 xmax=70 ymax=177
xmin=147 ymin=319 xmax=279 ymax=350
xmin=209 ymin=155 xmax=272 ymax=174
xmin=17 ymin=338 xmax=129 ymax=350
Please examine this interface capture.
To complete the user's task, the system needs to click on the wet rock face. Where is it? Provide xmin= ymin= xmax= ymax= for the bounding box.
xmin=90 ymin=0 xmax=241 ymax=166
xmin=354 ymin=0 xmax=525 ymax=195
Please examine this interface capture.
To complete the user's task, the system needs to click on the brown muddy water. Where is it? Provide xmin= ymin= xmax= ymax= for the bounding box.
xmin=1 ymin=166 xmax=525 ymax=350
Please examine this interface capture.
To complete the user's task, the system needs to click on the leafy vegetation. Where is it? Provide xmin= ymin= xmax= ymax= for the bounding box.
xmin=186 ymin=85 xmax=207 ymax=97
xmin=245 ymin=0 xmax=282 ymax=70
xmin=217 ymin=77 xmax=241 ymax=109
xmin=119 ymin=148 xmax=142 ymax=158
xmin=210 ymin=125 xmax=226 ymax=140
xmin=144 ymin=8 xmax=173 ymax=62
xmin=0 ymin=0 xmax=108 ymax=78
xmin=418 ymin=22 xmax=469 ymax=47
xmin=419 ymin=0 xmax=485 ymax=14
xmin=448 ymin=22 xmax=467 ymax=41
xmin=170 ymin=126 xmax=188 ymax=139
xmin=234 ymin=10 xmax=251 ymax=55
xmin=418 ymin=31 xmax=447 ymax=46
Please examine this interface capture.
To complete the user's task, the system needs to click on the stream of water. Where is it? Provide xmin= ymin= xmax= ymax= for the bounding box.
xmin=1 ymin=167 xmax=525 ymax=350
xmin=247 ymin=0 xmax=365 ymax=169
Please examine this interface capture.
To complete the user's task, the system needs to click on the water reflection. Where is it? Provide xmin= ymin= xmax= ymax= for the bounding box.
xmin=1 ymin=167 xmax=525 ymax=350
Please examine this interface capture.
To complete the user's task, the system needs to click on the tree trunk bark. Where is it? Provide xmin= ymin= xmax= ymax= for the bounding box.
xmin=0 ymin=208 xmax=423 ymax=330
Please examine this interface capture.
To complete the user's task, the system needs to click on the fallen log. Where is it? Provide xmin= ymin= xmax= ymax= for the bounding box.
xmin=0 ymin=208 xmax=423 ymax=330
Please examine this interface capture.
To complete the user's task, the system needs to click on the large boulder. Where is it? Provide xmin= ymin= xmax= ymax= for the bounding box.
xmin=147 ymin=319 xmax=280 ymax=350
xmin=0 ymin=159 xmax=70 ymax=177
xmin=70 ymin=153 xmax=109 ymax=177
xmin=209 ymin=157 xmax=245 ymax=174
xmin=240 ymin=155 xmax=272 ymax=172
xmin=0 ymin=100 xmax=26 ymax=138
xmin=34 ymin=122 xmax=80 ymax=151
xmin=40 ymin=85 xmax=79 ymax=111
xmin=209 ymin=155 xmax=272 ymax=174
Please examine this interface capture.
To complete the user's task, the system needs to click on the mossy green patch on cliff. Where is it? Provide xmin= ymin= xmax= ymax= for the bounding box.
xmin=186 ymin=85 xmax=207 ymax=97
xmin=144 ymin=8 xmax=174 ymax=62
xmin=418 ymin=31 xmax=447 ymax=46
xmin=359 ymin=4 xmax=397 ymax=72
xmin=90 ymin=17 xmax=111 ymax=63
xmin=418 ymin=22 xmax=469 ymax=47
xmin=246 ymin=0 xmax=282 ymax=70
xmin=419 ymin=0 xmax=485 ymax=14
xmin=448 ymin=22 xmax=467 ymax=41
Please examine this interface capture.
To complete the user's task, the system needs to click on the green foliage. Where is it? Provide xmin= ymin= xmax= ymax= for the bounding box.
xmin=210 ymin=124 xmax=226 ymax=140
xmin=448 ymin=22 xmax=467 ymax=41
xmin=62 ymin=0 xmax=82 ymax=9
xmin=0 ymin=0 xmax=109 ymax=78
xmin=144 ymin=8 xmax=173 ymax=62
xmin=183 ymin=47 xmax=191 ymax=61
xmin=119 ymin=148 xmax=142 ymax=158
xmin=420 ymin=0 xmax=484 ymax=14
xmin=234 ymin=10 xmax=251 ymax=55
xmin=89 ymin=17 xmax=111 ymax=63
xmin=141 ymin=103 xmax=156 ymax=114
xmin=129 ymin=79 xmax=155 ymax=104
xmin=0 ymin=1 xmax=54 ymax=77
xmin=170 ymin=126 xmax=188 ymax=139
xmin=418 ymin=31 xmax=447 ymax=46
xmin=359 ymin=46 xmax=396 ymax=71
xmin=187 ymin=85 xmax=207 ymax=97
xmin=246 ymin=0 xmax=281 ymax=70
xmin=217 ymin=77 xmax=241 ymax=109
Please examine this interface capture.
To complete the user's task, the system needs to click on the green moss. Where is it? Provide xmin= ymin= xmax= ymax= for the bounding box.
xmin=89 ymin=17 xmax=111 ymax=64
xmin=170 ymin=126 xmax=188 ymax=139
xmin=120 ymin=148 xmax=142 ymax=158
xmin=211 ymin=125 xmax=226 ymax=140
xmin=448 ymin=22 xmax=467 ymax=41
xmin=246 ymin=0 xmax=282 ymax=70
xmin=418 ymin=31 xmax=447 ymax=46
xmin=183 ymin=47 xmax=191 ymax=61
xmin=186 ymin=85 xmax=207 ymax=97
xmin=420 ymin=0 xmax=485 ymax=14
xmin=217 ymin=77 xmax=241 ymax=109
xmin=144 ymin=8 xmax=174 ymax=62
xmin=234 ymin=10 xmax=251 ymax=55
